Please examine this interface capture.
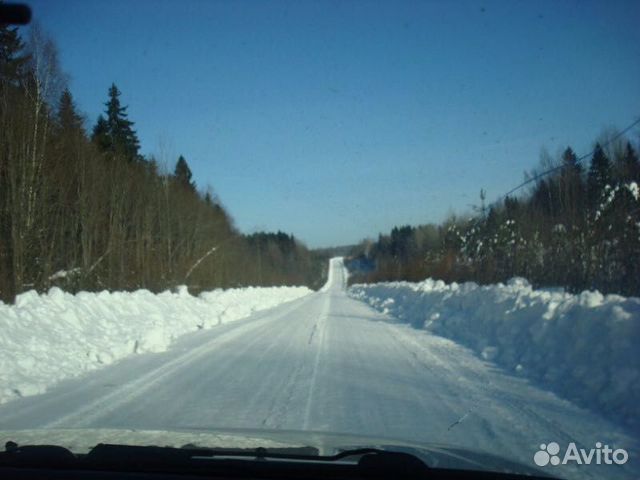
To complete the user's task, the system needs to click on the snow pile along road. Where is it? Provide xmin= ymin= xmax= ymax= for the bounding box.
xmin=0 ymin=286 xmax=311 ymax=405
xmin=349 ymin=278 xmax=640 ymax=428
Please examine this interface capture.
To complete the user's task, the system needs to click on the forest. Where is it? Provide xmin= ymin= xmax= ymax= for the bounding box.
xmin=348 ymin=136 xmax=640 ymax=296
xmin=0 ymin=23 xmax=326 ymax=303
xmin=3 ymin=19 xmax=639 ymax=303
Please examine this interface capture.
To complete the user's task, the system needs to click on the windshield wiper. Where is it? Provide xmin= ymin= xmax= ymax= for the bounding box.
xmin=1 ymin=441 xmax=76 ymax=468
xmin=2 ymin=441 xmax=562 ymax=479
xmin=1 ymin=441 xmax=431 ymax=478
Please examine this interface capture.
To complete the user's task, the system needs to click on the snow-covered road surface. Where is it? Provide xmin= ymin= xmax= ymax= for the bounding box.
xmin=0 ymin=258 xmax=637 ymax=479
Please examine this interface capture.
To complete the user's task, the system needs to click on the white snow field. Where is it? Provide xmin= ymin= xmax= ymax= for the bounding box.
xmin=0 ymin=258 xmax=638 ymax=480
xmin=349 ymin=277 xmax=640 ymax=430
xmin=0 ymin=285 xmax=311 ymax=404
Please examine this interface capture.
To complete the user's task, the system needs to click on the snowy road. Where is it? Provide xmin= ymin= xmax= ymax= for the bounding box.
xmin=0 ymin=258 xmax=637 ymax=479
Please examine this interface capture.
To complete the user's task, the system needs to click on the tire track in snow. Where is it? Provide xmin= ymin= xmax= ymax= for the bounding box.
xmin=257 ymin=309 xmax=314 ymax=428
xmin=42 ymin=298 xmax=310 ymax=428
xmin=258 ymin=293 xmax=329 ymax=430
xmin=383 ymin=322 xmax=585 ymax=459
xmin=303 ymin=295 xmax=330 ymax=430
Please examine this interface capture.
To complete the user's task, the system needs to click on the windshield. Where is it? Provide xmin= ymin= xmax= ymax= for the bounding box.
xmin=0 ymin=1 xmax=639 ymax=480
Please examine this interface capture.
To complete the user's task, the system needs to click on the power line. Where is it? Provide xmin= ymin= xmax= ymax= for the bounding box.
xmin=499 ymin=115 xmax=640 ymax=201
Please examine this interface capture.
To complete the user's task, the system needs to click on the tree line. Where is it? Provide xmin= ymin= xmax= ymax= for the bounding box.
xmin=348 ymin=135 xmax=640 ymax=297
xmin=0 ymin=23 xmax=325 ymax=303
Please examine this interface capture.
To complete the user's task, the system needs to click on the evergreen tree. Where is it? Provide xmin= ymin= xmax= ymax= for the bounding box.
xmin=91 ymin=114 xmax=110 ymax=151
xmin=561 ymin=147 xmax=581 ymax=173
xmin=587 ymin=143 xmax=612 ymax=209
xmin=0 ymin=22 xmax=29 ymax=87
xmin=57 ymin=88 xmax=84 ymax=134
xmin=531 ymin=178 xmax=553 ymax=216
xmin=92 ymin=83 xmax=140 ymax=161
xmin=105 ymin=83 xmax=140 ymax=159
xmin=621 ymin=142 xmax=640 ymax=183
xmin=174 ymin=155 xmax=195 ymax=191
xmin=559 ymin=146 xmax=584 ymax=221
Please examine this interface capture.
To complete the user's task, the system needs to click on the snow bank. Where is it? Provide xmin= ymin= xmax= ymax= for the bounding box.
xmin=349 ymin=279 xmax=640 ymax=428
xmin=0 ymin=286 xmax=311 ymax=404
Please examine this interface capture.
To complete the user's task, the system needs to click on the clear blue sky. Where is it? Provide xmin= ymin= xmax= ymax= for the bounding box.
xmin=25 ymin=0 xmax=640 ymax=248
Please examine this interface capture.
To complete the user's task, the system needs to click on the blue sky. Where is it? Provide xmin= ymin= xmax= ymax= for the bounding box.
xmin=26 ymin=0 xmax=640 ymax=247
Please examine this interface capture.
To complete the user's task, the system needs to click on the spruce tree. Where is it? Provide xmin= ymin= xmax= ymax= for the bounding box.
xmin=561 ymin=147 xmax=581 ymax=173
xmin=54 ymin=89 xmax=85 ymax=170
xmin=174 ymin=155 xmax=195 ymax=192
xmin=0 ymin=23 xmax=29 ymax=87
xmin=560 ymin=146 xmax=584 ymax=220
xmin=105 ymin=83 xmax=136 ymax=154
xmin=91 ymin=114 xmax=110 ymax=151
xmin=92 ymin=83 xmax=140 ymax=161
xmin=587 ymin=143 xmax=612 ymax=209
xmin=621 ymin=142 xmax=639 ymax=183
xmin=57 ymin=88 xmax=84 ymax=133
